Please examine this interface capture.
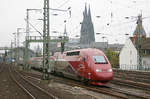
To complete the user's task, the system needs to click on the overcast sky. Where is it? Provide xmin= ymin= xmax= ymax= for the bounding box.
xmin=0 ymin=0 xmax=150 ymax=48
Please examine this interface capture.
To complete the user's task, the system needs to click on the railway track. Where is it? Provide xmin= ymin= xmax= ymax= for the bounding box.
xmin=20 ymin=70 xmax=150 ymax=99
xmin=114 ymin=74 xmax=150 ymax=83
xmin=114 ymin=70 xmax=150 ymax=81
xmin=112 ymin=77 xmax=150 ymax=91
xmin=113 ymin=69 xmax=150 ymax=91
xmin=0 ymin=63 xmax=4 ymax=73
xmin=0 ymin=63 xmax=32 ymax=99
xmin=9 ymin=65 xmax=58 ymax=99
xmin=53 ymin=77 xmax=150 ymax=99
xmin=114 ymin=69 xmax=150 ymax=76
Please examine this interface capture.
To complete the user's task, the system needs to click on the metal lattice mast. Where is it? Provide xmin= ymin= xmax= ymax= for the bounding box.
xmin=42 ymin=0 xmax=50 ymax=79
xmin=24 ymin=9 xmax=30 ymax=69
xmin=17 ymin=29 xmax=20 ymax=64
xmin=11 ymin=41 xmax=13 ymax=63
xmin=137 ymin=15 xmax=142 ymax=70
xmin=13 ymin=33 xmax=17 ymax=63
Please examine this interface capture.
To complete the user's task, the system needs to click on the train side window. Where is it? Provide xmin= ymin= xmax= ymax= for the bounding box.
xmin=66 ymin=51 xmax=80 ymax=56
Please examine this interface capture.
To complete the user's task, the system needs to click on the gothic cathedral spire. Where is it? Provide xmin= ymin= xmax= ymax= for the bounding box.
xmin=80 ymin=4 xmax=95 ymax=45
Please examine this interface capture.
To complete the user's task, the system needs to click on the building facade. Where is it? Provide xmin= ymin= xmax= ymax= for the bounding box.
xmin=120 ymin=15 xmax=150 ymax=70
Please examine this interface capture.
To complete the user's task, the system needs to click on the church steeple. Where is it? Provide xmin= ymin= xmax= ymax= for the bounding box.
xmin=88 ymin=5 xmax=92 ymax=22
xmin=84 ymin=3 xmax=88 ymax=18
xmin=133 ymin=14 xmax=146 ymax=37
xmin=80 ymin=4 xmax=95 ymax=45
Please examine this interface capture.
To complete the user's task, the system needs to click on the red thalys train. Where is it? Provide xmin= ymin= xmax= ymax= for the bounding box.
xmin=30 ymin=48 xmax=113 ymax=85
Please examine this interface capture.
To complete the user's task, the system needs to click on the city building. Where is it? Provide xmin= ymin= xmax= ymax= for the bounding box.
xmin=120 ymin=15 xmax=150 ymax=70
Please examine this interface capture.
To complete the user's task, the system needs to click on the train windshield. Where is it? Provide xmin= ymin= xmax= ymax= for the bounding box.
xmin=92 ymin=56 xmax=107 ymax=64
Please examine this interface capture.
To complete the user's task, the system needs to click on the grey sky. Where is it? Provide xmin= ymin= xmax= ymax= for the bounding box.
xmin=0 ymin=0 xmax=150 ymax=48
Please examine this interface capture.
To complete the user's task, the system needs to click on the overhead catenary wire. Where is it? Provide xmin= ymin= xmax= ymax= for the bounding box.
xmin=55 ymin=0 xmax=70 ymax=9
xmin=51 ymin=0 xmax=71 ymax=14
xmin=24 ymin=19 xmax=42 ymax=36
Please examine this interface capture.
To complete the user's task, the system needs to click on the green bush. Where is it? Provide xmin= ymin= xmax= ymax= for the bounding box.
xmin=104 ymin=48 xmax=119 ymax=68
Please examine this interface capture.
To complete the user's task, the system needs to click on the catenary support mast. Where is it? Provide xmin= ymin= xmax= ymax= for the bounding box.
xmin=24 ymin=9 xmax=30 ymax=70
xmin=42 ymin=0 xmax=50 ymax=79
xmin=137 ymin=15 xmax=142 ymax=70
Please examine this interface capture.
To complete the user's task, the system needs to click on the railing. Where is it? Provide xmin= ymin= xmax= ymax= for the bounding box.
xmin=118 ymin=64 xmax=150 ymax=71
xmin=0 ymin=47 xmax=11 ymax=50
xmin=27 ymin=36 xmax=69 ymax=41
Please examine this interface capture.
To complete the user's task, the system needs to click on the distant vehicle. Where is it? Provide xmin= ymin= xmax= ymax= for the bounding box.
xmin=30 ymin=48 xmax=113 ymax=85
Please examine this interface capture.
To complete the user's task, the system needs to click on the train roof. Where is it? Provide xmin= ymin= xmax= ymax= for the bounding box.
xmin=63 ymin=48 xmax=105 ymax=56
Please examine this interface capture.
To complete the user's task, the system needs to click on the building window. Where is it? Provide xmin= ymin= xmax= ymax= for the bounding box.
xmin=130 ymin=50 xmax=132 ymax=55
xmin=143 ymin=60 xmax=146 ymax=65
xmin=145 ymin=50 xmax=146 ymax=54
xmin=130 ymin=60 xmax=132 ymax=64
xmin=148 ymin=50 xmax=150 ymax=54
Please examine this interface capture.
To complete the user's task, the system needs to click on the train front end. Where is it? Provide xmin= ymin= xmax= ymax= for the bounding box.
xmin=86 ymin=50 xmax=113 ymax=85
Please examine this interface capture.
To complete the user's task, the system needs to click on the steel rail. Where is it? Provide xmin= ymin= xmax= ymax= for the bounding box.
xmin=21 ymin=71 xmax=129 ymax=99
xmin=21 ymin=70 xmax=150 ymax=99
xmin=114 ymin=71 xmax=150 ymax=80
xmin=53 ymin=79 xmax=128 ymax=99
xmin=114 ymin=69 xmax=150 ymax=76
xmin=111 ymin=78 xmax=150 ymax=92
xmin=12 ymin=66 xmax=58 ymax=99
xmin=9 ymin=66 xmax=36 ymax=99
xmin=55 ymin=77 xmax=150 ymax=99
xmin=114 ymin=74 xmax=150 ymax=82
xmin=110 ymin=86 xmax=150 ymax=99
xmin=0 ymin=63 xmax=3 ymax=73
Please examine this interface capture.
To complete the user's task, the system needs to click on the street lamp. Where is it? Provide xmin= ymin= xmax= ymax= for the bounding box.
xmin=96 ymin=16 xmax=101 ymax=18
xmin=96 ymin=32 xmax=101 ymax=35
xmin=75 ymin=35 xmax=80 ymax=38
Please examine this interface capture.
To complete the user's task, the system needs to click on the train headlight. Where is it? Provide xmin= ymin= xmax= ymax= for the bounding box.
xmin=108 ymin=69 xmax=112 ymax=72
xmin=96 ymin=69 xmax=102 ymax=72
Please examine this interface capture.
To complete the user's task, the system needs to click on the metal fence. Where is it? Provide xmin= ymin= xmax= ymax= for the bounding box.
xmin=119 ymin=64 xmax=150 ymax=71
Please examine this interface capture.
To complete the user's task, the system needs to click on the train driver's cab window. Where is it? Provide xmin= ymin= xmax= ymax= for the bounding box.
xmin=92 ymin=56 xmax=107 ymax=64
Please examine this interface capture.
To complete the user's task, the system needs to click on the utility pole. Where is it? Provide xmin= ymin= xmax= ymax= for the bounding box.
xmin=24 ymin=9 xmax=42 ymax=70
xmin=42 ymin=0 xmax=50 ymax=79
xmin=24 ymin=9 xmax=30 ymax=70
xmin=17 ymin=29 xmax=19 ymax=63
xmin=17 ymin=28 xmax=20 ymax=65
xmin=16 ymin=28 xmax=24 ymax=65
xmin=11 ymin=41 xmax=13 ymax=63
xmin=137 ymin=15 xmax=142 ymax=70
xmin=13 ymin=32 xmax=17 ymax=64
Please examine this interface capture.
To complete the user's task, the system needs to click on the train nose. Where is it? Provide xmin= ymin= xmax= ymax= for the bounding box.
xmin=95 ymin=69 xmax=113 ymax=81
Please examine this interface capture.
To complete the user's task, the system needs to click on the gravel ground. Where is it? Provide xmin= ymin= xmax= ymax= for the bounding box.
xmin=15 ymin=65 xmax=150 ymax=99
xmin=20 ymin=67 xmax=118 ymax=99
xmin=0 ymin=64 xmax=32 ymax=99
xmin=47 ymin=81 xmax=118 ymax=99
xmin=109 ymin=83 xmax=150 ymax=96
